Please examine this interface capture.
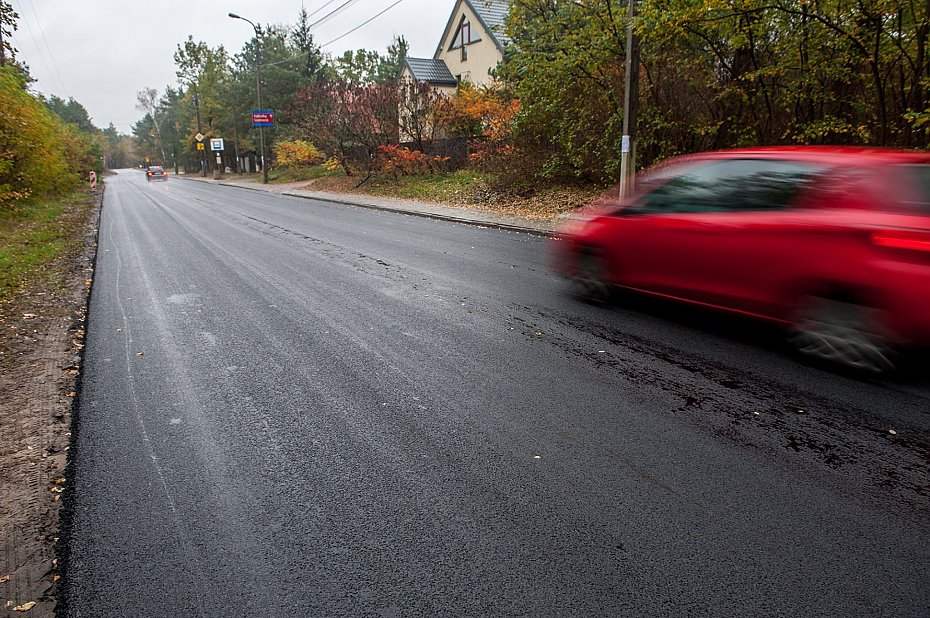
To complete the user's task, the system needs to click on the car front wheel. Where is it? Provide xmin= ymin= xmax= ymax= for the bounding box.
xmin=570 ymin=250 xmax=612 ymax=303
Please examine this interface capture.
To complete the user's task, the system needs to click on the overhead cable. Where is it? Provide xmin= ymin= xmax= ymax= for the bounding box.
xmin=320 ymin=0 xmax=406 ymax=48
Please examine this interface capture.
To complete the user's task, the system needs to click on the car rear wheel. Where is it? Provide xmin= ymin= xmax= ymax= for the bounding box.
xmin=571 ymin=250 xmax=611 ymax=303
xmin=788 ymin=295 xmax=895 ymax=373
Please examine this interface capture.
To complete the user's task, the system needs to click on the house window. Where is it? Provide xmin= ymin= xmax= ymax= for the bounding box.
xmin=449 ymin=14 xmax=480 ymax=62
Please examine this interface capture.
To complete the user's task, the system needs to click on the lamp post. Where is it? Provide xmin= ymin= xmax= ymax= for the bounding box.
xmin=229 ymin=12 xmax=268 ymax=184
xmin=193 ymin=93 xmax=206 ymax=176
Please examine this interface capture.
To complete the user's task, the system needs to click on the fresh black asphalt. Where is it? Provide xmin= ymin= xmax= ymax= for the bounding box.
xmin=62 ymin=170 xmax=930 ymax=616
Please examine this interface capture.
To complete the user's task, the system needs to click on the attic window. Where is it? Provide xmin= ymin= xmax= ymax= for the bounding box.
xmin=449 ymin=14 xmax=480 ymax=61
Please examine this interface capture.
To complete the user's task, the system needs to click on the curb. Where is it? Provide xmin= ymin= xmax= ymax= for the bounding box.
xmin=176 ymin=175 xmax=557 ymax=237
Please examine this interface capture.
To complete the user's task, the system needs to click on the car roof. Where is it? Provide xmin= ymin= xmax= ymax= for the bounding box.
xmin=683 ymin=146 xmax=930 ymax=166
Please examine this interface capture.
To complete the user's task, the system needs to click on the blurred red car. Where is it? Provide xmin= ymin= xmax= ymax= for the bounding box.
xmin=552 ymin=147 xmax=930 ymax=372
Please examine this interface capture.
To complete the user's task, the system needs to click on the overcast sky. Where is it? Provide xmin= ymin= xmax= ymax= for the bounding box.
xmin=7 ymin=0 xmax=455 ymax=133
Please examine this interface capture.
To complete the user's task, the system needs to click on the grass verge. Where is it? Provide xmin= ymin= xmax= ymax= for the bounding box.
xmin=0 ymin=191 xmax=98 ymax=300
xmin=306 ymin=168 xmax=603 ymax=221
xmin=268 ymin=165 xmax=342 ymax=184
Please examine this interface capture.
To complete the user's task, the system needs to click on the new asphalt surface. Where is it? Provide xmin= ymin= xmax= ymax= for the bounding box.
xmin=63 ymin=170 xmax=930 ymax=616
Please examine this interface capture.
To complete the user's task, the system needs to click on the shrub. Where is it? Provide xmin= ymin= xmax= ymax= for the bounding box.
xmin=0 ymin=67 xmax=89 ymax=210
xmin=375 ymin=145 xmax=451 ymax=178
xmin=272 ymin=140 xmax=325 ymax=168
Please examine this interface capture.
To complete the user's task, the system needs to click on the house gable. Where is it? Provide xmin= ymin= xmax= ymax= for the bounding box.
xmin=434 ymin=0 xmax=508 ymax=87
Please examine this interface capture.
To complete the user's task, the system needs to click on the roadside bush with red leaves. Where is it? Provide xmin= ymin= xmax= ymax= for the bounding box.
xmin=375 ymin=145 xmax=452 ymax=177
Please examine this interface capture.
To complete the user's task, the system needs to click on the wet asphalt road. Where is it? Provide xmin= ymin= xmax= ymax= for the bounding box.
xmin=63 ymin=170 xmax=930 ymax=617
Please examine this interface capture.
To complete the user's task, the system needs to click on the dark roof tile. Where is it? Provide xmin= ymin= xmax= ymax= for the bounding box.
xmin=466 ymin=0 xmax=511 ymax=47
xmin=404 ymin=58 xmax=458 ymax=85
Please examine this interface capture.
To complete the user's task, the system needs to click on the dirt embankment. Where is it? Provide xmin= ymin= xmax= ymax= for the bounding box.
xmin=0 ymin=190 xmax=101 ymax=617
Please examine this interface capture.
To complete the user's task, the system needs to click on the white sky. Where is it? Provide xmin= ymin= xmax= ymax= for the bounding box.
xmin=7 ymin=0 xmax=455 ymax=133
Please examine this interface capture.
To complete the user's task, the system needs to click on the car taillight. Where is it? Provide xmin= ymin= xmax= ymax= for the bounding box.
xmin=872 ymin=230 xmax=930 ymax=252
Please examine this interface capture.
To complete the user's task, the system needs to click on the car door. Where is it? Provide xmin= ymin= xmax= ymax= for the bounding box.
xmin=604 ymin=158 xmax=825 ymax=312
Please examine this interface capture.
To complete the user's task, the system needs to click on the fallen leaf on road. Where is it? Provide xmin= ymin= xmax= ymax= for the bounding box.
xmin=116 ymin=328 xmax=123 ymax=332
xmin=889 ymin=429 xmax=897 ymax=435
xmin=136 ymin=352 xmax=144 ymax=357
xmin=0 ymin=574 xmax=9 ymax=583
xmin=52 ymin=575 xmax=60 ymax=582
xmin=13 ymin=601 xmax=37 ymax=611
xmin=66 ymin=392 xmax=76 ymax=398
xmin=22 ymin=314 xmax=37 ymax=319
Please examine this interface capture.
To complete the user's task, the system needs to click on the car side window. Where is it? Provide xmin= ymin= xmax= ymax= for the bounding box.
xmin=893 ymin=164 xmax=930 ymax=216
xmin=633 ymin=159 xmax=825 ymax=215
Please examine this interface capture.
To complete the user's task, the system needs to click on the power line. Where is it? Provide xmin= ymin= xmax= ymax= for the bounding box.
xmin=308 ymin=0 xmax=363 ymax=30
xmin=320 ymin=0 xmax=407 ymax=48
xmin=22 ymin=0 xmax=68 ymax=94
xmin=260 ymin=0 xmax=409 ymax=68
xmin=248 ymin=0 xmax=361 ymax=69
xmin=306 ymin=0 xmax=339 ymax=19
xmin=9 ymin=0 xmax=56 ymax=91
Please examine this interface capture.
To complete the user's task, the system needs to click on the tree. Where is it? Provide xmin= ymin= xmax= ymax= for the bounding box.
xmin=377 ymin=35 xmax=409 ymax=84
xmin=0 ymin=67 xmax=96 ymax=209
xmin=174 ymin=37 xmax=230 ymax=169
xmin=288 ymin=80 xmax=399 ymax=183
xmin=503 ymin=0 xmax=930 ymax=182
xmin=0 ymin=1 xmax=30 ymax=82
xmin=335 ymin=49 xmax=384 ymax=85
xmin=43 ymin=95 xmax=96 ymax=133
xmin=334 ymin=36 xmax=410 ymax=85
xmin=101 ymin=123 xmax=135 ymax=169
xmin=136 ymin=88 xmax=167 ymax=165
xmin=501 ymin=1 xmax=629 ymax=181
xmin=291 ymin=7 xmax=329 ymax=83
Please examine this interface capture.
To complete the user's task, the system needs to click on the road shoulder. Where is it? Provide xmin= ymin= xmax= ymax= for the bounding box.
xmin=0 ymin=190 xmax=101 ymax=618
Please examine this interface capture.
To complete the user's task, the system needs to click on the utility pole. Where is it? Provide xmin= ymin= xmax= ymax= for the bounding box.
xmin=619 ymin=0 xmax=640 ymax=198
xmin=193 ymin=93 xmax=206 ymax=177
xmin=229 ymin=13 xmax=269 ymax=184
xmin=232 ymin=119 xmax=242 ymax=174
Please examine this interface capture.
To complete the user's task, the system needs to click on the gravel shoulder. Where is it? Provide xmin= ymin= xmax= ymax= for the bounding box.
xmin=0 ymin=189 xmax=101 ymax=617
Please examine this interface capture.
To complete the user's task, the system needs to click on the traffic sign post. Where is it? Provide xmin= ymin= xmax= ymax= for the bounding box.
xmin=251 ymin=110 xmax=274 ymax=127
xmin=211 ymin=138 xmax=225 ymax=180
xmin=251 ymin=111 xmax=273 ymax=185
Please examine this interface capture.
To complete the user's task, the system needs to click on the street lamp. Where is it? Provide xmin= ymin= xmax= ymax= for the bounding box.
xmin=229 ymin=12 xmax=269 ymax=184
